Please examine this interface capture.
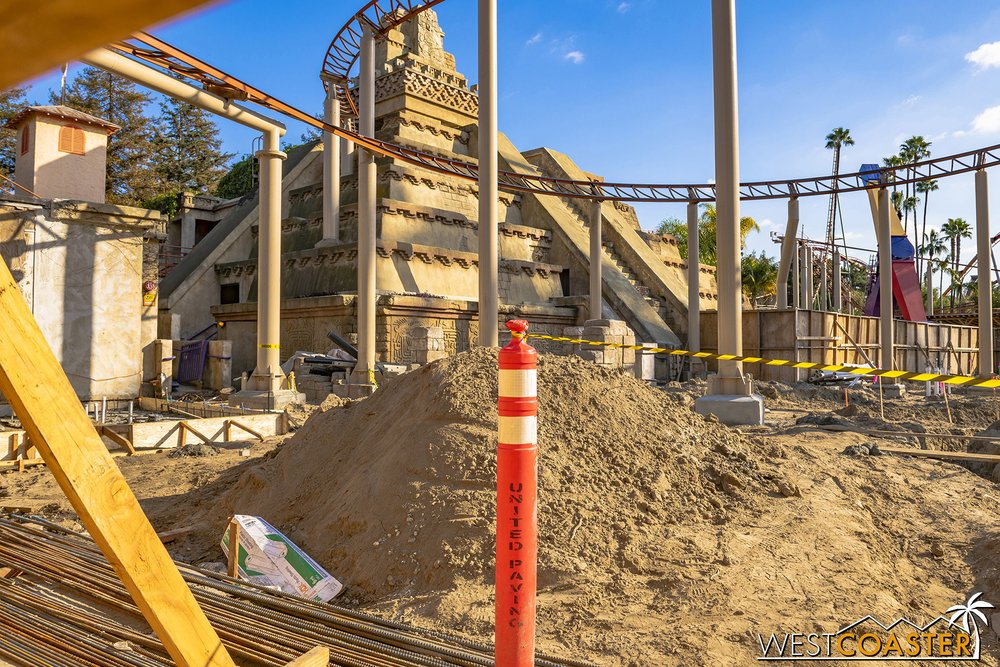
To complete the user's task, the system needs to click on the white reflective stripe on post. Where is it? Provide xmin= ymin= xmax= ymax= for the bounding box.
xmin=498 ymin=416 xmax=538 ymax=445
xmin=498 ymin=369 xmax=537 ymax=398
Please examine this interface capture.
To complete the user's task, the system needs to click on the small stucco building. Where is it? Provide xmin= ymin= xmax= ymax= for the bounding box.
xmin=1 ymin=106 xmax=163 ymax=404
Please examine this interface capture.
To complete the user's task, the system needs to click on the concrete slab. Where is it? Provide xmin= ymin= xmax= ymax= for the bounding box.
xmin=694 ymin=393 xmax=765 ymax=426
xmin=881 ymin=383 xmax=906 ymax=399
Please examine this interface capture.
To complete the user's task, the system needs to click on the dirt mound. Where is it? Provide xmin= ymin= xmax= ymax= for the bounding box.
xmin=213 ymin=348 xmax=782 ymax=601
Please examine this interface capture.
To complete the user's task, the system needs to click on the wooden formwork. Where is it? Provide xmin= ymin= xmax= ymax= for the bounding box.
xmin=700 ymin=309 xmax=979 ymax=383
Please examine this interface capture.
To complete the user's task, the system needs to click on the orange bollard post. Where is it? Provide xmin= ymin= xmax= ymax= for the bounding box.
xmin=496 ymin=319 xmax=538 ymax=666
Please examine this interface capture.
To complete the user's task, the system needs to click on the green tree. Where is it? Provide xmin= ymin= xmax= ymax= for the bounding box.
xmin=56 ymin=67 xmax=157 ymax=205
xmin=214 ymin=154 xmax=255 ymax=200
xmin=824 ymin=127 xmax=854 ymax=249
xmin=919 ymin=228 xmax=946 ymax=308
xmin=741 ymin=251 xmax=778 ymax=306
xmin=149 ymin=97 xmax=232 ymax=197
xmin=915 ymin=179 xmax=938 ymax=279
xmin=941 ymin=217 xmax=971 ymax=307
xmin=698 ymin=204 xmax=759 ymax=265
xmin=0 ymin=85 xmax=30 ymax=182
xmin=898 ymin=136 xmax=931 ymax=256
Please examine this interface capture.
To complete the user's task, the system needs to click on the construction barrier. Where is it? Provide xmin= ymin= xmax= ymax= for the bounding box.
xmin=496 ymin=319 xmax=538 ymax=666
xmin=524 ymin=333 xmax=1000 ymax=388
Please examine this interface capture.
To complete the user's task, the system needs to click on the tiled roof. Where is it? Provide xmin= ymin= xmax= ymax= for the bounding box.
xmin=4 ymin=105 xmax=120 ymax=134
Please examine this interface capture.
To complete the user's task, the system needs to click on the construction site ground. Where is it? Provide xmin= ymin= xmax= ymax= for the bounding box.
xmin=2 ymin=357 xmax=1000 ymax=667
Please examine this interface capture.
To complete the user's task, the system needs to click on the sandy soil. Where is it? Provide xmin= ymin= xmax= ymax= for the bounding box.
xmin=1 ymin=365 xmax=999 ymax=667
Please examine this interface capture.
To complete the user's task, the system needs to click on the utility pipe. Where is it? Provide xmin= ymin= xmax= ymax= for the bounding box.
xmin=478 ymin=0 xmax=499 ymax=347
xmin=353 ymin=26 xmax=377 ymax=384
xmin=776 ymin=197 xmax=798 ymax=309
xmin=977 ymin=169 xmax=992 ymax=375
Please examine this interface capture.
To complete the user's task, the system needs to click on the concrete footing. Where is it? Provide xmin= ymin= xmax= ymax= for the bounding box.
xmin=228 ymin=389 xmax=304 ymax=411
xmin=694 ymin=373 xmax=765 ymax=425
xmin=694 ymin=393 xmax=765 ymax=425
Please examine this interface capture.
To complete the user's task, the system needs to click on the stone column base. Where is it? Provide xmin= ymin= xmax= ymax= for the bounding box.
xmin=693 ymin=372 xmax=765 ymax=425
xmin=572 ymin=319 xmax=636 ymax=370
xmin=228 ymin=388 xmax=305 ymax=411
xmin=881 ymin=382 xmax=906 ymax=399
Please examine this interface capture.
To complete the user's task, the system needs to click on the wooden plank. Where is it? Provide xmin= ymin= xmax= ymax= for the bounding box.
xmin=157 ymin=525 xmax=196 ymax=544
xmin=803 ymin=423 xmax=1000 ymax=445
xmin=180 ymin=421 xmax=211 ymax=445
xmin=283 ymin=647 xmax=330 ymax=667
xmin=101 ymin=426 xmax=136 ymax=456
xmin=226 ymin=420 xmax=264 ymax=441
xmin=226 ymin=519 xmax=239 ymax=578
xmin=0 ymin=1 xmax=214 ymax=90
xmin=0 ymin=259 xmax=234 ymax=665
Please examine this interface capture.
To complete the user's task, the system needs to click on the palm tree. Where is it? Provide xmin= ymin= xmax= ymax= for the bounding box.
xmin=741 ymin=251 xmax=778 ymax=305
xmin=915 ymin=179 xmax=939 ymax=277
xmin=919 ymin=229 xmax=947 ymax=307
xmin=942 ymin=217 xmax=972 ymax=307
xmin=698 ymin=204 xmax=758 ymax=265
xmin=899 ymin=136 xmax=932 ymax=252
xmin=824 ymin=127 xmax=854 ymax=251
xmin=891 ymin=190 xmax=905 ymax=220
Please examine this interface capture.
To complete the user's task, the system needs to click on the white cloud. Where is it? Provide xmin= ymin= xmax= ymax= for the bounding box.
xmin=616 ymin=2 xmax=632 ymax=12
xmin=563 ymin=50 xmax=585 ymax=64
xmin=970 ymin=104 xmax=1000 ymax=134
xmin=758 ymin=218 xmax=775 ymax=228
xmin=526 ymin=32 xmax=542 ymax=46
xmin=898 ymin=94 xmax=921 ymax=107
xmin=966 ymin=41 xmax=1000 ymax=69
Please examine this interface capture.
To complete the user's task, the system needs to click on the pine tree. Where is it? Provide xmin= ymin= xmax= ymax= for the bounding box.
xmin=150 ymin=96 xmax=232 ymax=195
xmin=54 ymin=67 xmax=157 ymax=205
xmin=0 ymin=85 xmax=30 ymax=180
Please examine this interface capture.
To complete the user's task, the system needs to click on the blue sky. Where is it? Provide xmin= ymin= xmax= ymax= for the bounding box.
xmin=21 ymin=0 xmax=1000 ymax=265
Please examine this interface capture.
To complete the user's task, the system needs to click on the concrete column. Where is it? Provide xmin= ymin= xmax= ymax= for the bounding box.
xmin=798 ymin=245 xmax=808 ymax=309
xmin=318 ymin=79 xmax=341 ymax=246
xmin=977 ymin=169 xmax=992 ymax=375
xmin=686 ymin=200 xmax=700 ymax=350
xmin=832 ymin=248 xmax=842 ymax=312
xmin=477 ymin=0 xmax=499 ymax=347
xmin=878 ymin=187 xmax=894 ymax=372
xmin=341 ymin=121 xmax=355 ymax=177
xmin=249 ymin=129 xmax=286 ymax=392
xmin=819 ymin=260 xmax=829 ymax=311
xmin=589 ymin=198 xmax=602 ymax=319
xmin=791 ymin=240 xmax=799 ymax=309
xmin=776 ymin=197 xmax=798 ymax=309
xmin=805 ymin=247 xmax=814 ymax=310
xmin=926 ymin=259 xmax=934 ymax=316
xmin=353 ymin=26 xmax=377 ymax=385
xmin=695 ymin=0 xmax=762 ymax=425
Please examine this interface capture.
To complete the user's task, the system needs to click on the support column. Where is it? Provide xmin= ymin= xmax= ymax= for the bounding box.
xmin=232 ymin=130 xmax=303 ymax=408
xmin=819 ymin=260 xmax=829 ymax=311
xmin=805 ymin=247 xmax=814 ymax=310
xmin=477 ymin=0 xmax=499 ymax=347
xmin=878 ymin=187 xmax=894 ymax=374
xmin=798 ymin=244 xmax=808 ymax=309
xmin=686 ymin=200 xmax=700 ymax=350
xmin=977 ymin=169 xmax=992 ymax=375
xmin=792 ymin=240 xmax=799 ymax=308
xmin=832 ymin=248 xmax=842 ymax=312
xmin=695 ymin=0 xmax=763 ymax=425
xmin=352 ymin=26 xmax=377 ymax=387
xmin=589 ymin=198 xmax=602 ymax=319
xmin=318 ymin=77 xmax=341 ymax=247
xmin=776 ymin=196 xmax=798 ymax=309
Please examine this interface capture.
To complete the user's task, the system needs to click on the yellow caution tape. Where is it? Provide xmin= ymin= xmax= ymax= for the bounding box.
xmin=524 ymin=333 xmax=1000 ymax=389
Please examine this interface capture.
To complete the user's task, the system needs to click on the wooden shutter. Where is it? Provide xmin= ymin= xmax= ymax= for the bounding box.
xmin=19 ymin=126 xmax=28 ymax=155
xmin=57 ymin=125 xmax=85 ymax=155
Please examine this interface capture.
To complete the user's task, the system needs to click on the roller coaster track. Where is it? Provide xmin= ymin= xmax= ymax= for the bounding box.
xmin=108 ymin=19 xmax=1000 ymax=205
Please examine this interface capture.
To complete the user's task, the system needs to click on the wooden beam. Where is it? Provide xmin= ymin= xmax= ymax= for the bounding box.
xmin=180 ymin=421 xmax=211 ymax=445
xmin=0 ymin=1 xmax=214 ymax=90
xmin=283 ymin=647 xmax=330 ymax=667
xmin=226 ymin=419 xmax=264 ymax=441
xmin=157 ymin=525 xmax=197 ymax=544
xmin=226 ymin=519 xmax=240 ymax=578
xmin=0 ymin=260 xmax=235 ymax=666
xmin=101 ymin=426 xmax=136 ymax=456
